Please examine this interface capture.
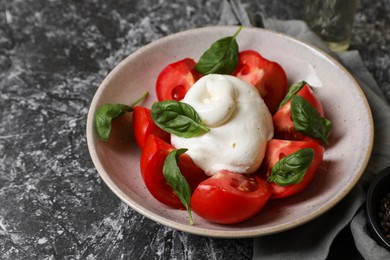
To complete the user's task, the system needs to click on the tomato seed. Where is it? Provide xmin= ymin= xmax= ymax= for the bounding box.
xmin=172 ymin=85 xmax=186 ymax=100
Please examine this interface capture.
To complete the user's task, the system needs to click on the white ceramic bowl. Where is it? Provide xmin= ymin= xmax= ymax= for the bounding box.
xmin=86 ymin=26 xmax=373 ymax=238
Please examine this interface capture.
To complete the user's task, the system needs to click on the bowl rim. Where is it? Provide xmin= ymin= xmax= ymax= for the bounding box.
xmin=366 ymin=167 xmax=390 ymax=249
xmin=86 ymin=25 xmax=374 ymax=238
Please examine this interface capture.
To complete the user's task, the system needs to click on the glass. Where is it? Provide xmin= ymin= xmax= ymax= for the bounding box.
xmin=304 ymin=0 xmax=358 ymax=52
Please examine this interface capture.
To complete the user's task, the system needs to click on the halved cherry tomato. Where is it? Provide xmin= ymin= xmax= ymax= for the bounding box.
xmin=133 ymin=106 xmax=170 ymax=149
xmin=272 ymin=84 xmax=324 ymax=142
xmin=156 ymin=58 xmax=202 ymax=101
xmin=259 ymin=139 xmax=324 ymax=199
xmin=140 ymin=135 xmax=208 ymax=208
xmin=232 ymin=50 xmax=288 ymax=114
xmin=190 ymin=170 xmax=271 ymax=224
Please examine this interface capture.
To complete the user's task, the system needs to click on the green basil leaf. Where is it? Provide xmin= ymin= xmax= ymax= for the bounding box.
xmin=95 ymin=104 xmax=132 ymax=141
xmin=291 ymin=95 xmax=333 ymax=144
xmin=163 ymin=148 xmax=194 ymax=225
xmin=195 ymin=26 xmax=243 ymax=75
xmin=95 ymin=92 xmax=148 ymax=141
xmin=268 ymin=148 xmax=314 ymax=186
xmin=278 ymin=81 xmax=308 ymax=109
xmin=151 ymin=100 xmax=210 ymax=138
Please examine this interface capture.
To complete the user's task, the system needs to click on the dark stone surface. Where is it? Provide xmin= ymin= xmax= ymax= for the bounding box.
xmin=0 ymin=0 xmax=388 ymax=259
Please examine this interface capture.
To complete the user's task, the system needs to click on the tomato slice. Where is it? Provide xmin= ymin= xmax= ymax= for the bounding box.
xmin=232 ymin=50 xmax=288 ymax=114
xmin=190 ymin=170 xmax=271 ymax=224
xmin=259 ymin=139 xmax=324 ymax=199
xmin=273 ymin=84 xmax=324 ymax=142
xmin=140 ymin=135 xmax=208 ymax=208
xmin=156 ymin=58 xmax=202 ymax=101
xmin=133 ymin=106 xmax=170 ymax=149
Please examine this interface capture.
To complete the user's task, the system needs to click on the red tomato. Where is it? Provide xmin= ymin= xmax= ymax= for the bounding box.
xmin=140 ymin=135 xmax=208 ymax=208
xmin=133 ymin=106 xmax=170 ymax=149
xmin=190 ymin=170 xmax=271 ymax=224
xmin=232 ymin=50 xmax=288 ymax=114
xmin=259 ymin=139 xmax=324 ymax=199
xmin=156 ymin=58 xmax=202 ymax=101
xmin=272 ymin=85 xmax=324 ymax=142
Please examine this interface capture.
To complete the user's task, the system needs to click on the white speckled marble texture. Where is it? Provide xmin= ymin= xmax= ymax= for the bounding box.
xmin=0 ymin=0 xmax=389 ymax=259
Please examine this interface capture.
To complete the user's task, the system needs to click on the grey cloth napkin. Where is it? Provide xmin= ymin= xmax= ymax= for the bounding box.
xmin=219 ymin=1 xmax=390 ymax=259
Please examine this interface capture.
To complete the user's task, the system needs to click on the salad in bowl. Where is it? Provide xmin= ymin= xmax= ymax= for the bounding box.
xmin=87 ymin=26 xmax=372 ymax=237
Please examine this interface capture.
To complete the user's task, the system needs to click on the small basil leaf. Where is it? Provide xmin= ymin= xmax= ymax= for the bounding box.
xmin=163 ymin=148 xmax=194 ymax=225
xmin=195 ymin=26 xmax=243 ymax=75
xmin=151 ymin=100 xmax=210 ymax=138
xmin=268 ymin=148 xmax=314 ymax=186
xmin=278 ymin=81 xmax=308 ymax=110
xmin=291 ymin=95 xmax=333 ymax=144
xmin=95 ymin=92 xmax=148 ymax=141
xmin=95 ymin=104 xmax=132 ymax=141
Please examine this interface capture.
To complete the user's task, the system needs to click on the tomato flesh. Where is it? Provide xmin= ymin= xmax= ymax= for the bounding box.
xmin=232 ymin=50 xmax=288 ymax=114
xmin=273 ymin=85 xmax=324 ymax=142
xmin=190 ymin=170 xmax=271 ymax=224
xmin=140 ymin=135 xmax=208 ymax=208
xmin=156 ymin=58 xmax=202 ymax=101
xmin=133 ymin=106 xmax=170 ymax=149
xmin=259 ymin=139 xmax=324 ymax=198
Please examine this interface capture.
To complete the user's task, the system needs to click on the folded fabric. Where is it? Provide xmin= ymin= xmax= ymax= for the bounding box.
xmin=219 ymin=0 xmax=390 ymax=259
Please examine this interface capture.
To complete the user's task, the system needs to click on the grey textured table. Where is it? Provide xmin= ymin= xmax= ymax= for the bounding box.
xmin=0 ymin=0 xmax=389 ymax=259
